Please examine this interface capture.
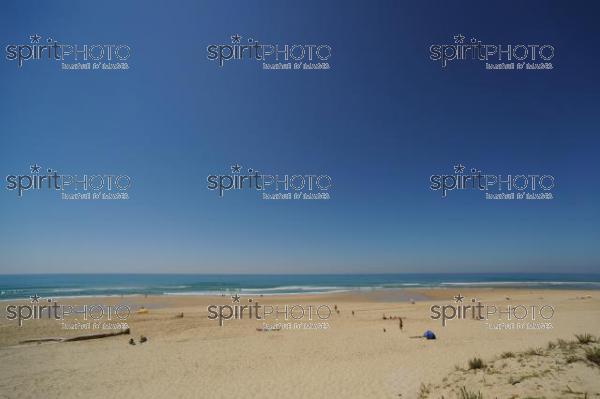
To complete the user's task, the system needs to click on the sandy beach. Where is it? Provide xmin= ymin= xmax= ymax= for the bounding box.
xmin=0 ymin=288 xmax=599 ymax=399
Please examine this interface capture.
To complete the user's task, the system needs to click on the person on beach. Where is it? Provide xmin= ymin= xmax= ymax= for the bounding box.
xmin=399 ymin=317 xmax=403 ymax=331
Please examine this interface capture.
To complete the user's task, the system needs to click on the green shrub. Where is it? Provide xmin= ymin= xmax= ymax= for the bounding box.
xmin=525 ymin=347 xmax=544 ymax=356
xmin=468 ymin=357 xmax=486 ymax=370
xmin=458 ymin=386 xmax=483 ymax=399
xmin=585 ymin=346 xmax=600 ymax=366
xmin=575 ymin=333 xmax=596 ymax=345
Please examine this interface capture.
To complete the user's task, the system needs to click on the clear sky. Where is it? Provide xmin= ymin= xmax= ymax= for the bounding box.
xmin=0 ymin=0 xmax=598 ymax=274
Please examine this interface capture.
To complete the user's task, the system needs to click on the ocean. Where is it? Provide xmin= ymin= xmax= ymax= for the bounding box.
xmin=0 ymin=273 xmax=599 ymax=300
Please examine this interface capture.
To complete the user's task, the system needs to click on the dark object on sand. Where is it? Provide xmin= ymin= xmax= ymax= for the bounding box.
xmin=399 ymin=318 xmax=403 ymax=330
xmin=409 ymin=330 xmax=437 ymax=340
xmin=20 ymin=329 xmax=131 ymax=344
xmin=383 ymin=328 xmax=386 ymax=332
xmin=423 ymin=330 xmax=436 ymax=340
xmin=140 ymin=335 xmax=148 ymax=343
xmin=129 ymin=338 xmax=136 ymax=345
xmin=352 ymin=311 xmax=355 ymax=316
xmin=19 ymin=338 xmax=63 ymax=344
xmin=64 ymin=329 xmax=131 ymax=342
xmin=175 ymin=312 xmax=184 ymax=318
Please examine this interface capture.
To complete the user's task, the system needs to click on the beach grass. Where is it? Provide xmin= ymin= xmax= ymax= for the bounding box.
xmin=575 ymin=333 xmax=597 ymax=345
xmin=585 ymin=346 xmax=600 ymax=366
xmin=458 ymin=386 xmax=484 ymax=399
xmin=467 ymin=357 xmax=485 ymax=370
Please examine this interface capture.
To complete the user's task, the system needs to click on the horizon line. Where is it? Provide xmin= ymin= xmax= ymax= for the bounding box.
xmin=0 ymin=272 xmax=599 ymax=276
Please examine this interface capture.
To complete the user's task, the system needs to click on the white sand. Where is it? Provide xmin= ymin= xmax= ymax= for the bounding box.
xmin=0 ymin=288 xmax=598 ymax=398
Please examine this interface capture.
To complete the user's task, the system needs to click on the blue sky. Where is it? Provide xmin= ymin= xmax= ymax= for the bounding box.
xmin=0 ymin=0 xmax=599 ymax=273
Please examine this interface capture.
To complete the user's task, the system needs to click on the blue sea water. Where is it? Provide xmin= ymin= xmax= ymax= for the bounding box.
xmin=0 ymin=274 xmax=599 ymax=300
